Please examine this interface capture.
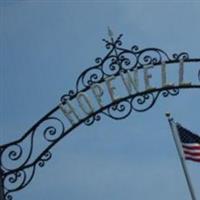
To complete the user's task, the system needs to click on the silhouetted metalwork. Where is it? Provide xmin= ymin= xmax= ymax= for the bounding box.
xmin=0 ymin=34 xmax=200 ymax=200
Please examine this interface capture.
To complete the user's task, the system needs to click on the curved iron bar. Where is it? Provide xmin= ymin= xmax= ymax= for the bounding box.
xmin=1 ymin=34 xmax=200 ymax=200
xmin=1 ymin=85 xmax=200 ymax=200
xmin=2 ymin=34 xmax=200 ymax=149
xmin=2 ymin=84 xmax=200 ymax=200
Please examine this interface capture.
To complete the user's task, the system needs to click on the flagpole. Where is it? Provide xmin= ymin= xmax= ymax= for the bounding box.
xmin=165 ymin=113 xmax=197 ymax=200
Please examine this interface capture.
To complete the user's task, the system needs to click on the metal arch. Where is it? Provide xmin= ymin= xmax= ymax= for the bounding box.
xmin=1 ymin=34 xmax=200 ymax=200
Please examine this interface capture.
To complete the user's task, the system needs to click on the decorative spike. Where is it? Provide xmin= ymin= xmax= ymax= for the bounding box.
xmin=107 ymin=26 xmax=114 ymax=40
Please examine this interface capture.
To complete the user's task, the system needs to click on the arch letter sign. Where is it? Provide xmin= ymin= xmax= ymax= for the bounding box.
xmin=1 ymin=34 xmax=200 ymax=200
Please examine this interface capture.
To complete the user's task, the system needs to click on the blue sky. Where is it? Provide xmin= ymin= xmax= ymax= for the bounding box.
xmin=1 ymin=1 xmax=200 ymax=200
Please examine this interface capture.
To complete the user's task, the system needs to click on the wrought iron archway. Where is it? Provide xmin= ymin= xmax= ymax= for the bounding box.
xmin=1 ymin=33 xmax=200 ymax=200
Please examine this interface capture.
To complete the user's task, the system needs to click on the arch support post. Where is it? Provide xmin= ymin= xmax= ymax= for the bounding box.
xmin=0 ymin=168 xmax=5 ymax=200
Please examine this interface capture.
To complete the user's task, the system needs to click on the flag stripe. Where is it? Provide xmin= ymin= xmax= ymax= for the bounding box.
xmin=182 ymin=144 xmax=200 ymax=150
xmin=184 ymin=150 xmax=200 ymax=156
xmin=182 ymin=143 xmax=200 ymax=147
xmin=183 ymin=146 xmax=200 ymax=152
xmin=183 ymin=148 xmax=200 ymax=154
xmin=185 ymin=157 xmax=200 ymax=162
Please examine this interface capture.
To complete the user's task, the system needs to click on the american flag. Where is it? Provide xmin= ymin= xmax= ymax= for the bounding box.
xmin=176 ymin=124 xmax=200 ymax=162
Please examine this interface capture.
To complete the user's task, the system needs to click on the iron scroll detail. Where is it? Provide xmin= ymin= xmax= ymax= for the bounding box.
xmin=60 ymin=34 xmax=191 ymax=103
xmin=1 ymin=34 xmax=200 ymax=200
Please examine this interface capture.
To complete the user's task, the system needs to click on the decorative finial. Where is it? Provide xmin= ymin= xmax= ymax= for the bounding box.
xmin=165 ymin=112 xmax=171 ymax=118
xmin=107 ymin=26 xmax=114 ymax=40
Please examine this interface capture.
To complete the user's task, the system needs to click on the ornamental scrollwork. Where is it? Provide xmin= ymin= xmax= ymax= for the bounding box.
xmin=0 ymin=116 xmax=65 ymax=200
xmin=3 ymin=151 xmax=52 ymax=200
xmin=1 ymin=117 xmax=64 ymax=172
xmin=60 ymin=34 xmax=192 ymax=105
xmin=99 ymin=88 xmax=180 ymax=121
xmin=1 ymin=33 xmax=200 ymax=200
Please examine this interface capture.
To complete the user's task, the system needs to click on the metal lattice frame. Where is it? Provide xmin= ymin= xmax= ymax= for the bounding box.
xmin=1 ymin=34 xmax=200 ymax=200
